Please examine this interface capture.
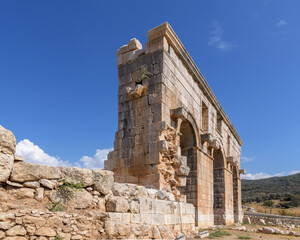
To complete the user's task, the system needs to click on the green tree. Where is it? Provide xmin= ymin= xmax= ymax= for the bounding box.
xmin=263 ymin=200 xmax=274 ymax=214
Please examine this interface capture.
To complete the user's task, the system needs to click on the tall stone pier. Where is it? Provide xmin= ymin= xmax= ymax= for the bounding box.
xmin=105 ymin=23 xmax=244 ymax=227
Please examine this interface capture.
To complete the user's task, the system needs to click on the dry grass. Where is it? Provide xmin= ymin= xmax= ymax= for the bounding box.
xmin=246 ymin=201 xmax=300 ymax=217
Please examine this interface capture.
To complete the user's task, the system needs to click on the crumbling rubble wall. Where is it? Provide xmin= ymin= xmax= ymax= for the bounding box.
xmin=0 ymin=125 xmax=195 ymax=240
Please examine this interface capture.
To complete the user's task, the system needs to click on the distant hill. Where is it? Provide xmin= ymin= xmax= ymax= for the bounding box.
xmin=242 ymin=173 xmax=300 ymax=203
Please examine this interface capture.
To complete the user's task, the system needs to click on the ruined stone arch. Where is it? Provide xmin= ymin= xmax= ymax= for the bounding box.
xmin=171 ymin=107 xmax=200 ymax=149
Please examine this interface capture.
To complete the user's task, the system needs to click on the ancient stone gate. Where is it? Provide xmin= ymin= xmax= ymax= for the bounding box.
xmin=105 ymin=23 xmax=244 ymax=227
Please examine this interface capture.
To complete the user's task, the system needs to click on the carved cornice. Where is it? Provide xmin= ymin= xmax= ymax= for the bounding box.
xmin=148 ymin=23 xmax=243 ymax=146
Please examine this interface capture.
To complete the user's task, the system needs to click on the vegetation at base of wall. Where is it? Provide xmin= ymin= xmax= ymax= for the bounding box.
xmin=207 ymin=230 xmax=231 ymax=239
xmin=238 ymin=235 xmax=252 ymax=239
xmin=57 ymin=179 xmax=84 ymax=201
xmin=55 ymin=235 xmax=64 ymax=240
xmin=60 ymin=179 xmax=84 ymax=190
xmin=47 ymin=201 xmax=65 ymax=212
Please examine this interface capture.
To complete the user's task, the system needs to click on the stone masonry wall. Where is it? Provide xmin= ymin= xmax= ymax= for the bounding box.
xmin=0 ymin=125 xmax=196 ymax=240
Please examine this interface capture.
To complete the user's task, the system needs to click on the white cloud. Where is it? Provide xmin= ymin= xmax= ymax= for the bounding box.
xmin=277 ymin=20 xmax=287 ymax=27
xmin=16 ymin=139 xmax=112 ymax=169
xmin=208 ymin=21 xmax=233 ymax=51
xmin=241 ymin=155 xmax=254 ymax=163
xmin=77 ymin=148 xmax=113 ymax=169
xmin=290 ymin=170 xmax=300 ymax=175
xmin=16 ymin=139 xmax=71 ymax=167
xmin=242 ymin=170 xmax=300 ymax=180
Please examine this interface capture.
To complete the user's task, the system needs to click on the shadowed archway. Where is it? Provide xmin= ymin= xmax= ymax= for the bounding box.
xmin=213 ymin=149 xmax=226 ymax=225
xmin=233 ymin=166 xmax=239 ymax=223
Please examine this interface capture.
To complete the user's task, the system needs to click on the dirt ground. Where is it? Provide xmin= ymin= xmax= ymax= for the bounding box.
xmin=199 ymin=228 xmax=300 ymax=240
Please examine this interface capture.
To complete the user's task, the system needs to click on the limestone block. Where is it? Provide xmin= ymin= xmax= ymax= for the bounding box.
xmin=139 ymin=198 xmax=154 ymax=214
xmin=0 ymin=125 xmax=16 ymax=155
xmin=35 ymin=188 xmax=44 ymax=201
xmin=0 ymin=213 xmax=15 ymax=221
xmin=106 ymin=196 xmax=129 ymax=213
xmin=176 ymin=177 xmax=187 ymax=187
xmin=73 ymin=189 xmax=93 ymax=209
xmin=23 ymin=181 xmax=40 ymax=189
xmin=157 ymin=190 xmax=167 ymax=200
xmin=0 ymin=231 xmax=4 ymax=238
xmin=152 ymin=214 xmax=165 ymax=225
xmin=130 ymin=200 xmax=140 ymax=213
xmin=14 ymin=155 xmax=24 ymax=161
xmin=158 ymin=140 xmax=168 ymax=152
xmin=12 ymin=188 xmax=35 ymax=199
xmin=39 ymin=179 xmax=55 ymax=189
xmin=6 ymin=180 xmax=23 ymax=188
xmin=176 ymin=165 xmax=190 ymax=176
xmin=147 ymin=188 xmax=157 ymax=199
xmin=63 ymin=167 xmax=93 ymax=187
xmin=0 ymin=221 xmax=16 ymax=230
xmin=92 ymin=169 xmax=114 ymax=195
xmin=111 ymin=183 xmax=129 ymax=197
xmin=6 ymin=225 xmax=27 ymax=236
xmin=10 ymin=162 xmax=62 ymax=182
xmin=140 ymin=213 xmax=151 ymax=225
xmin=115 ymin=222 xmax=130 ymax=237
xmin=0 ymin=153 xmax=14 ymax=182
xmin=131 ymin=214 xmax=141 ymax=224
xmin=35 ymin=227 xmax=56 ymax=237
xmin=152 ymin=226 xmax=162 ymax=239
xmin=107 ymin=212 xmax=123 ymax=222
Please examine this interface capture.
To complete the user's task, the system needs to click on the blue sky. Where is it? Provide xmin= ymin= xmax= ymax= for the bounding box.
xmin=1 ymin=0 xmax=299 ymax=179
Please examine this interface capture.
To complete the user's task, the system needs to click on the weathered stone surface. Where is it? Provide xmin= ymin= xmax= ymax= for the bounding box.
xmin=23 ymin=181 xmax=40 ymax=189
xmin=152 ymin=226 xmax=162 ymax=239
xmin=262 ymin=227 xmax=275 ymax=234
xmin=0 ymin=230 xmax=4 ymax=238
xmin=111 ymin=183 xmax=129 ymax=197
xmin=0 ymin=125 xmax=16 ymax=155
xmin=0 ymin=213 xmax=15 ymax=221
xmin=35 ymin=187 xmax=44 ymax=201
xmin=6 ymin=180 xmax=23 ymax=188
xmin=130 ymin=200 xmax=140 ymax=213
xmin=62 ymin=167 xmax=93 ymax=187
xmin=176 ymin=166 xmax=190 ymax=176
xmin=6 ymin=225 xmax=27 ymax=236
xmin=14 ymin=155 xmax=24 ymax=161
xmin=13 ymin=188 xmax=35 ymax=198
xmin=5 ymin=237 xmax=27 ymax=240
xmin=92 ymin=169 xmax=114 ymax=195
xmin=73 ymin=189 xmax=93 ymax=209
xmin=157 ymin=190 xmax=167 ymax=200
xmin=35 ymin=227 xmax=56 ymax=237
xmin=39 ymin=179 xmax=55 ymax=189
xmin=0 ymin=221 xmax=16 ymax=230
xmin=10 ymin=162 xmax=62 ymax=182
xmin=106 ymin=196 xmax=129 ymax=212
xmin=0 ymin=153 xmax=14 ymax=182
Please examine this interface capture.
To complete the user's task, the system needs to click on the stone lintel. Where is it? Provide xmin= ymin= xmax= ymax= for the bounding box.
xmin=147 ymin=22 xmax=243 ymax=146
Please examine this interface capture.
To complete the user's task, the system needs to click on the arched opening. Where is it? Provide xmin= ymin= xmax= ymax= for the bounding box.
xmin=213 ymin=149 xmax=226 ymax=225
xmin=179 ymin=120 xmax=197 ymax=206
xmin=233 ymin=166 xmax=239 ymax=223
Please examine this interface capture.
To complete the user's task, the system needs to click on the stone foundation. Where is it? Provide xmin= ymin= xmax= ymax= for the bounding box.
xmin=0 ymin=125 xmax=196 ymax=240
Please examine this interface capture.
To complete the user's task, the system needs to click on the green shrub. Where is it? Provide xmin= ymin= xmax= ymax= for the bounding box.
xmin=238 ymin=235 xmax=252 ymax=239
xmin=55 ymin=235 xmax=64 ymax=240
xmin=207 ymin=230 xmax=231 ymax=239
xmin=47 ymin=201 xmax=65 ymax=212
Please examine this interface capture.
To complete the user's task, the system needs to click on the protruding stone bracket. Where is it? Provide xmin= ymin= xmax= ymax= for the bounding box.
xmin=201 ymin=133 xmax=220 ymax=150
xmin=239 ymin=169 xmax=246 ymax=175
xmin=126 ymin=84 xmax=147 ymax=100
